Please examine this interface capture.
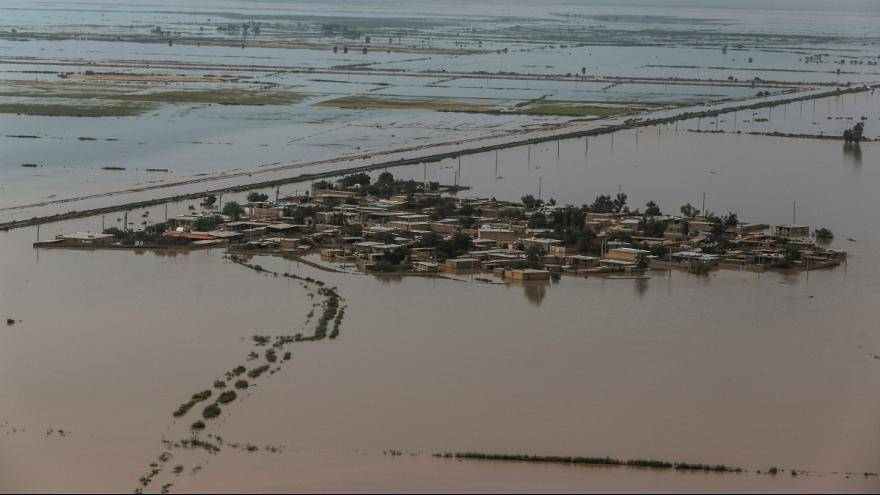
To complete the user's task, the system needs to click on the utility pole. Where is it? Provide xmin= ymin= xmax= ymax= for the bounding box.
xmin=102 ymin=215 xmax=105 ymax=232
xmin=527 ymin=143 xmax=531 ymax=168
xmin=36 ymin=224 xmax=40 ymax=243
xmin=164 ymin=204 xmax=168 ymax=222
xmin=701 ymin=192 xmax=706 ymax=217
xmin=792 ymin=201 xmax=797 ymax=224
xmin=538 ymin=177 xmax=542 ymax=201
xmin=457 ymin=155 xmax=461 ymax=181
xmin=275 ymin=186 xmax=280 ymax=203
xmin=124 ymin=211 xmax=128 ymax=233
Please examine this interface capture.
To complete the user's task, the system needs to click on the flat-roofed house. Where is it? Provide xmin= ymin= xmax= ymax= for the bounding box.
xmin=775 ymin=225 xmax=810 ymax=238
xmin=57 ymin=232 xmax=115 ymax=246
xmin=478 ymin=224 xmax=517 ymax=244
xmin=445 ymin=258 xmax=478 ymax=270
xmin=607 ymin=247 xmax=650 ymax=263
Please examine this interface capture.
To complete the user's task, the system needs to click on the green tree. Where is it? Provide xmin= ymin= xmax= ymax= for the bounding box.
xmin=521 ymin=194 xmax=543 ymax=209
xmin=377 ymin=171 xmax=395 ymax=184
xmin=525 ymin=244 xmax=546 ymax=265
xmin=680 ymin=203 xmax=700 ymax=218
xmin=435 ymin=233 xmax=473 ymax=260
xmin=246 ymin=191 xmax=269 ymax=202
xmin=338 ymin=172 xmax=371 ymax=188
xmin=312 ymin=180 xmax=334 ymax=190
xmin=815 ymin=227 xmax=833 ymax=240
xmin=193 ymin=215 xmax=223 ymax=232
xmin=222 ymin=201 xmax=245 ymax=220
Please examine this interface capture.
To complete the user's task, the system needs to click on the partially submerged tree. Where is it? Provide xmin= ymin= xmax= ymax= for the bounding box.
xmin=843 ymin=122 xmax=864 ymax=143
xmin=815 ymin=227 xmax=834 ymax=240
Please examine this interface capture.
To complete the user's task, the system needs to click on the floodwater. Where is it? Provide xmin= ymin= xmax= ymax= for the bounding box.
xmin=3 ymin=0 xmax=880 ymax=492
xmin=3 ymin=124 xmax=880 ymax=491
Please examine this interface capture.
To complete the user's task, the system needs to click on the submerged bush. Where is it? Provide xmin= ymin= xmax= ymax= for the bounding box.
xmin=172 ymin=390 xmax=212 ymax=418
xmin=247 ymin=365 xmax=270 ymax=379
xmin=202 ymin=403 xmax=221 ymax=420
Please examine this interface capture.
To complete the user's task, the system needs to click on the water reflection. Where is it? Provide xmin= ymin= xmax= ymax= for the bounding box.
xmin=843 ymin=142 xmax=862 ymax=167
xmin=374 ymin=274 xmax=405 ymax=285
xmin=521 ymin=281 xmax=548 ymax=306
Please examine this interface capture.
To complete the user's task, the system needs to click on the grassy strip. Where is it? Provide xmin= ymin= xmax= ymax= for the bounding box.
xmin=0 ymin=80 xmax=304 ymax=106
xmin=111 ymin=89 xmax=304 ymax=106
xmin=517 ymin=101 xmax=647 ymax=118
xmin=0 ymin=102 xmax=154 ymax=117
xmin=435 ymin=452 xmax=742 ymax=473
xmin=314 ymin=95 xmax=495 ymax=113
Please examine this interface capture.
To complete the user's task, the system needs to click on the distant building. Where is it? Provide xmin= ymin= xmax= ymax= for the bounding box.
xmin=520 ymin=238 xmax=561 ymax=252
xmin=775 ymin=225 xmax=810 ymax=238
xmin=56 ymin=232 xmax=114 ymax=246
xmin=445 ymin=258 xmax=478 ymax=270
xmin=607 ymin=247 xmax=650 ymax=263
xmin=413 ymin=261 xmax=439 ymax=272
xmin=505 ymin=268 xmax=550 ymax=281
xmin=478 ymin=225 xmax=516 ymax=244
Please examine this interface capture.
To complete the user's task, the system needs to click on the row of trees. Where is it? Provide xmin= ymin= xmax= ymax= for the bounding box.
xmin=316 ymin=171 xmax=440 ymax=199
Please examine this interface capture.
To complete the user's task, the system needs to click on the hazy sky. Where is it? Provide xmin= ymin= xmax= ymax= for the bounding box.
xmin=549 ymin=0 xmax=880 ymax=11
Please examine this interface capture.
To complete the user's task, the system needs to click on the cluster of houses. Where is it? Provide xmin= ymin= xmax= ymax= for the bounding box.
xmin=38 ymin=187 xmax=845 ymax=279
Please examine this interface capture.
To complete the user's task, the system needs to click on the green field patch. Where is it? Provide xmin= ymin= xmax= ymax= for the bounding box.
xmin=112 ymin=88 xmax=305 ymax=106
xmin=313 ymin=95 xmax=496 ymax=113
xmin=0 ymin=80 xmax=305 ymax=117
xmin=0 ymin=102 xmax=154 ymax=117
xmin=514 ymin=100 xmax=658 ymax=118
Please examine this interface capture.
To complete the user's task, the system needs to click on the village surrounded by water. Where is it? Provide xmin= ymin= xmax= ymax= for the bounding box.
xmin=37 ymin=171 xmax=847 ymax=282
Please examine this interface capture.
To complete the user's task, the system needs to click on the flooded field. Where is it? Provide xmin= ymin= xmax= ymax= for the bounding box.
xmin=2 ymin=0 xmax=880 ymax=493
xmin=2 ymin=0 xmax=877 ymax=211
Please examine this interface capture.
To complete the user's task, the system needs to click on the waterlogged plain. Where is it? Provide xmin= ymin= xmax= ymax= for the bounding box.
xmin=2 ymin=0 xmax=861 ymax=214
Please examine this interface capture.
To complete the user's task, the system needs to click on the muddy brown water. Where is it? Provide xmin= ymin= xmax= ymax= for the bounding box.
xmin=3 ymin=123 xmax=880 ymax=491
